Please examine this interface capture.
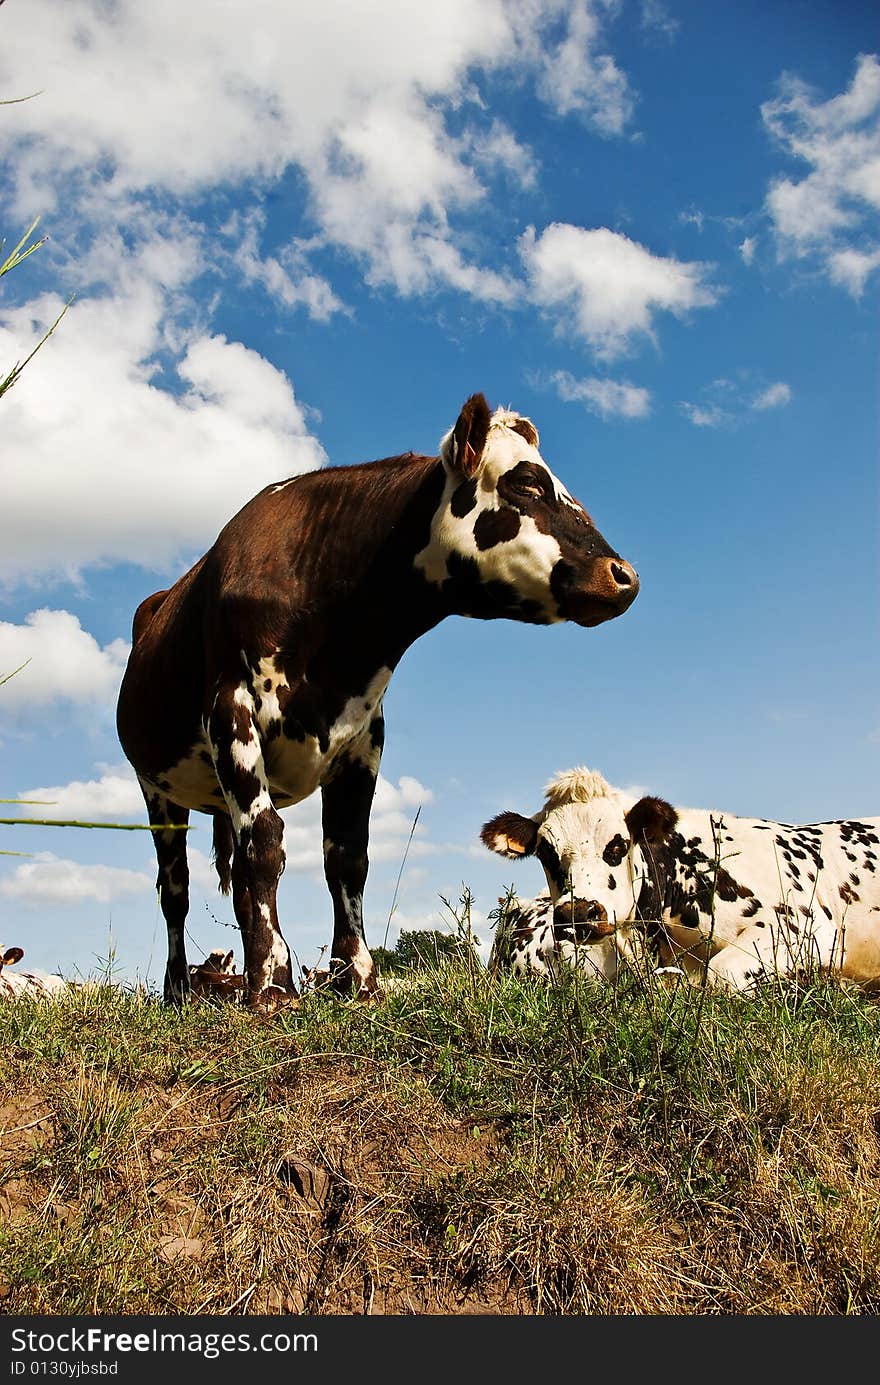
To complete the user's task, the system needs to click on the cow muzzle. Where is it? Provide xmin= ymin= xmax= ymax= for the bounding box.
xmin=564 ymin=557 xmax=639 ymax=627
xmin=552 ymin=898 xmax=615 ymax=940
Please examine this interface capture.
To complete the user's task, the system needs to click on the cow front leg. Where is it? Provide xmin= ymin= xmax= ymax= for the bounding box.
xmin=321 ymin=746 xmax=381 ymax=998
xmin=140 ymin=780 xmax=191 ymax=1004
xmin=207 ymin=684 xmax=293 ymax=1010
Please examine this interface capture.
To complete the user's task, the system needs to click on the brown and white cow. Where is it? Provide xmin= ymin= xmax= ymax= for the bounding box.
xmin=188 ymin=948 xmax=245 ymax=1002
xmin=116 ymin=395 xmax=639 ymax=1009
xmin=482 ymin=768 xmax=880 ymax=993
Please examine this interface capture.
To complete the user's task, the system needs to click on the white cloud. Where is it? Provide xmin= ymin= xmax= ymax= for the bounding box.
xmin=229 ymin=213 xmax=346 ymax=321
xmin=0 ymin=1 xmax=636 ymax=303
xmin=0 ymin=4 xmax=651 ymax=589
xmin=679 ymin=401 xmax=730 ymax=428
xmin=0 ymin=610 xmax=129 ymax=710
xmin=15 ymin=764 xmax=144 ymax=820
xmin=520 ymin=223 xmax=718 ymax=359
xmin=0 ymin=268 xmax=327 ymax=582
xmin=681 ymin=376 xmax=793 ymax=427
xmin=467 ymin=119 xmax=539 ymax=190
xmin=739 ymin=236 xmax=757 ymax=265
xmin=762 ymin=53 xmax=880 ymax=294
xmin=531 ymin=0 xmax=635 ymax=134
xmin=0 ymin=853 xmax=152 ymax=905
xmin=550 ymin=368 xmax=651 ymax=419
xmin=751 ymin=381 xmax=792 ymax=411
xmin=827 ymin=245 xmax=880 ymax=296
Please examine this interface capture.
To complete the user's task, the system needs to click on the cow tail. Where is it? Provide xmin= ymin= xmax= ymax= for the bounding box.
xmin=212 ymin=815 xmax=234 ymax=896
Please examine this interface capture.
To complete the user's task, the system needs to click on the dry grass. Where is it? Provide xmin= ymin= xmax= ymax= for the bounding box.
xmin=1 ymin=959 xmax=879 ymax=1315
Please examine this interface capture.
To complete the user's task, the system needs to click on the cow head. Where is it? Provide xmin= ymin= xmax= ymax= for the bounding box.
xmin=416 ymin=394 xmax=639 ymax=626
xmin=481 ymin=769 xmax=678 ymax=940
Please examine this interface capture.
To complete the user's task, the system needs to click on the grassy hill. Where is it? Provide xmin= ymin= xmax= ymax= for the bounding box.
xmin=2 ymin=954 xmax=879 ymax=1315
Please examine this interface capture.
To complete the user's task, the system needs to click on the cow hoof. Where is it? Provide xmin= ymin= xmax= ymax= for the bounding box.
xmin=247 ymin=985 xmax=300 ymax=1016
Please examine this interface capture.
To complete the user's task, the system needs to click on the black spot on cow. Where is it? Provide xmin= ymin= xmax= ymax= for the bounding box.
xmin=840 ymin=881 xmax=860 ymax=904
xmin=450 ymin=478 xmax=478 ymax=518
xmin=742 ymin=898 xmax=761 ymax=918
xmin=602 ymin=834 xmax=628 ymax=867
xmin=715 ymin=867 xmax=754 ymax=904
xmin=608 ymin=874 xmax=617 ymax=891
xmin=474 ymin=507 xmax=522 ymax=550
xmin=536 ymin=838 xmax=566 ymax=892
xmin=443 ymin=551 xmax=547 ymax=622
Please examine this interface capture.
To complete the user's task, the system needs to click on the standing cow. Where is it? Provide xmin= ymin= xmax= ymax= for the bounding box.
xmin=481 ymin=768 xmax=880 ymax=992
xmin=117 ymin=395 xmax=639 ymax=1009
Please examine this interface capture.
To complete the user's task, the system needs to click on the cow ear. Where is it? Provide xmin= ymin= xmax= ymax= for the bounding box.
xmin=440 ymin=393 xmax=492 ymax=478
xmin=223 ymin=951 xmax=234 ymax=973
xmin=480 ymin=811 xmax=539 ymax=859
xmin=1 ymin=946 xmax=24 ymax=967
xmin=625 ymin=796 xmax=678 ymax=846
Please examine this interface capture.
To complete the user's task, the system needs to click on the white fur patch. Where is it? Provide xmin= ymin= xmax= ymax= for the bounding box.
xmin=543 ymin=767 xmax=611 ymax=810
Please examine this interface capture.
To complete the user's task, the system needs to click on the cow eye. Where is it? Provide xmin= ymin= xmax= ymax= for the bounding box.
xmin=510 ymin=471 xmax=546 ymax=500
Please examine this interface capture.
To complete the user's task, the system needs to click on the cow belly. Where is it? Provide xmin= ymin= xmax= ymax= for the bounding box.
xmin=143 ymin=676 xmax=387 ymax=814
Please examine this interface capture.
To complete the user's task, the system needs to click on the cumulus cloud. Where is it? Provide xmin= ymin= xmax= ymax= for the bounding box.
xmin=0 ymin=1 xmax=636 ymax=302
xmin=520 ymin=224 xmax=718 ymax=359
xmin=0 ymin=853 xmax=152 ymax=905
xmin=762 ymin=53 xmax=880 ymax=294
xmin=15 ymin=764 xmax=145 ymax=820
xmin=550 ymin=368 xmax=651 ymax=419
xmin=0 ymin=268 xmax=326 ymax=582
xmin=739 ymin=236 xmax=757 ymax=265
xmin=531 ymin=0 xmax=635 ymax=134
xmin=0 ymin=610 xmax=129 ymax=711
xmin=0 ymin=3 xmax=656 ymax=589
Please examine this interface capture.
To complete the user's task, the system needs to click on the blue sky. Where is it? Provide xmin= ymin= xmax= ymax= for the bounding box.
xmin=0 ymin=0 xmax=877 ymax=985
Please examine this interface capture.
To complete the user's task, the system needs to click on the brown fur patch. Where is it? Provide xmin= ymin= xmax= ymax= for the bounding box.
xmin=453 ymin=394 xmax=492 ymax=478
xmin=480 ymin=811 xmax=538 ymax=859
xmin=625 ymin=797 xmax=678 ymax=846
xmin=508 ymin=417 xmax=539 ymax=448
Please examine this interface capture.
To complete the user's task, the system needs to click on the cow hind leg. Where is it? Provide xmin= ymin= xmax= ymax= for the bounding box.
xmin=207 ymin=684 xmax=293 ymax=1010
xmin=140 ymin=782 xmax=191 ymax=1004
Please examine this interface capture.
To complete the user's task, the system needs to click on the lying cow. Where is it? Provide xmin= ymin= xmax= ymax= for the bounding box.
xmin=188 ymin=948 xmax=244 ymax=1002
xmin=481 ymin=768 xmax=880 ymax=993
xmin=489 ymin=891 xmax=643 ymax=982
xmin=0 ymin=946 xmax=70 ymax=999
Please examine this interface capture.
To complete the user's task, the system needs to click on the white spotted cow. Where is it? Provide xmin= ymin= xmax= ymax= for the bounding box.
xmin=0 ymin=946 xmax=70 ymax=1000
xmin=488 ymin=891 xmax=644 ymax=982
xmin=482 ymin=768 xmax=880 ymax=993
xmin=117 ymin=395 xmax=638 ymax=1010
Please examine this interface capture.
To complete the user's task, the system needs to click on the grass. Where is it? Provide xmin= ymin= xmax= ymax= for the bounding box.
xmin=1 ymin=950 xmax=879 ymax=1316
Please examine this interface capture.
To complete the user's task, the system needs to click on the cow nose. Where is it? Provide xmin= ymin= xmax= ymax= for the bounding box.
xmin=609 ymin=558 xmax=638 ymax=595
xmin=553 ymin=899 xmax=614 ymax=938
